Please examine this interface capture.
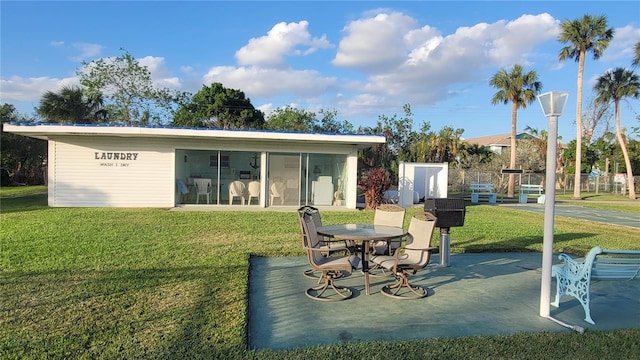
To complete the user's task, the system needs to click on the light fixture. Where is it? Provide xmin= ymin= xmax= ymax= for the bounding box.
xmin=537 ymin=91 xmax=569 ymax=117
xmin=537 ymin=91 xmax=569 ymax=323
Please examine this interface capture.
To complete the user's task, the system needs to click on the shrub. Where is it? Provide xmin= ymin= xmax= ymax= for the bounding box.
xmin=358 ymin=168 xmax=391 ymax=210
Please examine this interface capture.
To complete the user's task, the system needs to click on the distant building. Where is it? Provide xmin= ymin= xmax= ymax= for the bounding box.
xmin=464 ymin=132 xmax=538 ymax=154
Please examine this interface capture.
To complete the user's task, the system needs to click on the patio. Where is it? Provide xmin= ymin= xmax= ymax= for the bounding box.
xmin=248 ymin=252 xmax=640 ymax=350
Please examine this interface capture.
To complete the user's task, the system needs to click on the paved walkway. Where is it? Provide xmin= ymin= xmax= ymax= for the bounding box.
xmin=248 ymin=252 xmax=640 ymax=350
xmin=499 ymin=203 xmax=639 ymax=229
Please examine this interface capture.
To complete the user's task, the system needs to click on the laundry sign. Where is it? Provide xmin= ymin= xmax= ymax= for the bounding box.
xmin=94 ymin=152 xmax=139 ymax=167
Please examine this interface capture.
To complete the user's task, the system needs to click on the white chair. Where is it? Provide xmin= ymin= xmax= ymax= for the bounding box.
xmin=247 ymin=181 xmax=260 ymax=205
xmin=194 ymin=178 xmax=211 ymax=204
xmin=270 ymin=181 xmax=287 ymax=205
xmin=228 ymin=180 xmax=246 ymax=205
xmin=370 ymin=212 xmax=437 ymax=299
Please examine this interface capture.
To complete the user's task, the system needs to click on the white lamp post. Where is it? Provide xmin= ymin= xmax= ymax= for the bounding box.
xmin=537 ymin=91 xmax=569 ymax=319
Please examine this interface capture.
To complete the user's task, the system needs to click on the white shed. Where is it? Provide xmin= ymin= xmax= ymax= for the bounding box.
xmin=3 ymin=123 xmax=385 ymax=208
xmin=397 ymin=162 xmax=448 ymax=207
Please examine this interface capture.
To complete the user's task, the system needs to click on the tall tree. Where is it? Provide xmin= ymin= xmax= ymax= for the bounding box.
xmin=632 ymin=41 xmax=640 ymax=67
xmin=37 ymin=86 xmax=105 ymax=124
xmin=172 ymin=82 xmax=264 ymax=129
xmin=490 ymin=64 xmax=542 ymax=197
xmin=78 ymin=48 xmax=183 ymax=125
xmin=594 ymin=67 xmax=639 ymax=199
xmin=582 ymin=95 xmax=612 ymax=144
xmin=314 ymin=108 xmax=354 ymax=134
xmin=265 ymin=106 xmax=315 ymax=131
xmin=558 ymin=14 xmax=614 ymax=199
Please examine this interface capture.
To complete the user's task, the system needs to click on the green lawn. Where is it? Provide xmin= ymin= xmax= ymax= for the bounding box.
xmin=1 ymin=186 xmax=639 ymax=359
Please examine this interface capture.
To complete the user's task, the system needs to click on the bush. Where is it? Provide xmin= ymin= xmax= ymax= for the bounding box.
xmin=358 ymin=168 xmax=391 ymax=210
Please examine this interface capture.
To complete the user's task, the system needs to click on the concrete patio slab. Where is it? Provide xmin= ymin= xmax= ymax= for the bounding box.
xmin=248 ymin=252 xmax=640 ymax=350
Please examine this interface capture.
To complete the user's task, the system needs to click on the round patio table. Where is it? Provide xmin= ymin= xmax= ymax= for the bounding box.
xmin=317 ymin=224 xmax=407 ymax=295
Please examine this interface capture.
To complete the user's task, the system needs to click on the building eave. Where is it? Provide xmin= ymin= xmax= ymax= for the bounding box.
xmin=3 ymin=123 xmax=386 ymax=149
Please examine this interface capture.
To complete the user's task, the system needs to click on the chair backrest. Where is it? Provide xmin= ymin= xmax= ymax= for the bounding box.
xmin=404 ymin=212 xmax=437 ymax=269
xmin=297 ymin=207 xmax=324 ymax=266
xmin=374 ymin=204 xmax=406 ymax=228
xmin=303 ymin=213 xmax=325 ymax=266
xmin=229 ymin=180 xmax=245 ymax=196
xmin=270 ymin=181 xmax=286 ymax=196
xmin=298 ymin=205 xmax=322 ymax=228
xmin=194 ymin=178 xmax=211 ymax=194
xmin=248 ymin=181 xmax=260 ymax=196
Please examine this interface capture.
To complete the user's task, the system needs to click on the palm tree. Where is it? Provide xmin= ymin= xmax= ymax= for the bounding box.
xmin=37 ymin=86 xmax=105 ymax=124
xmin=558 ymin=14 xmax=614 ymax=199
xmin=490 ymin=64 xmax=542 ymax=197
xmin=633 ymin=41 xmax=640 ymax=67
xmin=594 ymin=68 xmax=639 ymax=199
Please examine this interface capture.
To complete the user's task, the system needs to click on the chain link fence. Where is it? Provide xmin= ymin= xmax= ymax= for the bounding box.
xmin=449 ymin=169 xmax=639 ymax=197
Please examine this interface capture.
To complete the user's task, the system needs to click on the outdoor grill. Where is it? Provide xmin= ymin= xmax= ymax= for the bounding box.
xmin=424 ymin=198 xmax=466 ymax=267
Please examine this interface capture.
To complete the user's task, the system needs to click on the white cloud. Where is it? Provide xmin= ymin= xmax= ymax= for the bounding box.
xmin=333 ymin=11 xmax=560 ymax=110
xmin=0 ymin=76 xmax=78 ymax=103
xmin=138 ymin=56 xmax=182 ymax=89
xmin=332 ymin=11 xmax=421 ymax=72
xmin=202 ymin=66 xmax=337 ymax=98
xmin=50 ymin=41 xmax=65 ymax=47
xmin=235 ymin=20 xmax=333 ymax=69
xmin=70 ymin=42 xmax=103 ymax=61
xmin=602 ymin=25 xmax=640 ymax=62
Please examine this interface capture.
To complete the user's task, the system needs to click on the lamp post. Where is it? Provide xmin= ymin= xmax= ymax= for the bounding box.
xmin=537 ymin=91 xmax=569 ymax=319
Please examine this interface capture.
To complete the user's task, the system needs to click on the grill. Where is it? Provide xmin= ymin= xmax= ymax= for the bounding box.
xmin=424 ymin=198 xmax=466 ymax=267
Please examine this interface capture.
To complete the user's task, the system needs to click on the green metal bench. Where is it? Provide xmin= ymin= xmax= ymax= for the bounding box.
xmin=551 ymin=246 xmax=640 ymax=324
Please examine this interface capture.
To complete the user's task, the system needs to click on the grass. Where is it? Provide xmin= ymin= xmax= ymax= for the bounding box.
xmin=1 ymin=186 xmax=639 ymax=359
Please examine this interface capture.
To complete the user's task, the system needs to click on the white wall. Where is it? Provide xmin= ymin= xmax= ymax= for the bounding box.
xmin=49 ymin=137 xmax=174 ymax=207
xmin=46 ymin=135 xmax=362 ymax=208
xmin=397 ymin=162 xmax=448 ymax=207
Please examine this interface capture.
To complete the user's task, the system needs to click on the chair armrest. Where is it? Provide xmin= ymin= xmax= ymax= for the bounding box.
xmin=556 ymin=253 xmax=588 ymax=279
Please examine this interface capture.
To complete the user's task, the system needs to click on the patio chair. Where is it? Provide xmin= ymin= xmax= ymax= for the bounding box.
xmin=194 ymin=178 xmax=212 ymax=204
xmin=299 ymin=209 xmax=360 ymax=301
xmin=297 ymin=206 xmax=352 ymax=280
xmin=372 ymin=204 xmax=406 ymax=255
xmin=370 ymin=212 xmax=437 ymax=299
xmin=228 ymin=180 xmax=246 ymax=205
xmin=270 ymin=181 xmax=287 ymax=205
xmin=247 ymin=181 xmax=260 ymax=205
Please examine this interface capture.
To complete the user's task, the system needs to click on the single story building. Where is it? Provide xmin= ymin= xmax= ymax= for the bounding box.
xmin=3 ymin=123 xmax=385 ymax=209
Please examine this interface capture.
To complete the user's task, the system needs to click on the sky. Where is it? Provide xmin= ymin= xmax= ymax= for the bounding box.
xmin=1 ymin=1 xmax=639 ymax=141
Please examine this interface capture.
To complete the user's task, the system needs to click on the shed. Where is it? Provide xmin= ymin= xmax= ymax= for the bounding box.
xmin=397 ymin=162 xmax=448 ymax=207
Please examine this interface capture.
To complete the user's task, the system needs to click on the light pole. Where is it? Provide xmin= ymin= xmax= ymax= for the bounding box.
xmin=537 ymin=91 xmax=569 ymax=319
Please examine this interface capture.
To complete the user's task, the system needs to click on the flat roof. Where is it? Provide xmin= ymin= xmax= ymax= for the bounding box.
xmin=3 ymin=123 xmax=386 ymax=148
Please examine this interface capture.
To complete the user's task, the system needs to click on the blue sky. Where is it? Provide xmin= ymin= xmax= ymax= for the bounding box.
xmin=1 ymin=1 xmax=639 ymax=140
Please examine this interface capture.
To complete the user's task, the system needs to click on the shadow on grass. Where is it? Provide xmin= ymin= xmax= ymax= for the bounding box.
xmin=453 ymin=232 xmax=598 ymax=256
xmin=2 ymin=264 xmax=245 ymax=358
xmin=0 ymin=193 xmax=48 ymax=213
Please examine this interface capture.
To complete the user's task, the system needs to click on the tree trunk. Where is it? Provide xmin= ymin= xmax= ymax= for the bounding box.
xmin=614 ymin=100 xmax=636 ymax=199
xmin=573 ymin=50 xmax=586 ymax=200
